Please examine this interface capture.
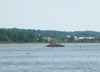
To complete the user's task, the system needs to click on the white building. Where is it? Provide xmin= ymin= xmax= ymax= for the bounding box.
xmin=43 ymin=37 xmax=53 ymax=42
xmin=74 ymin=36 xmax=79 ymax=40
xmin=64 ymin=35 xmax=71 ymax=41
xmin=78 ymin=37 xmax=95 ymax=40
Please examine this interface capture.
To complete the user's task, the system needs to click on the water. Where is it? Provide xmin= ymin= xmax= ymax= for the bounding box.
xmin=0 ymin=44 xmax=100 ymax=72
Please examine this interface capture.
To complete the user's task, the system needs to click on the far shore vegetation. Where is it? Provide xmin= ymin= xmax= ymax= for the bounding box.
xmin=0 ymin=28 xmax=100 ymax=43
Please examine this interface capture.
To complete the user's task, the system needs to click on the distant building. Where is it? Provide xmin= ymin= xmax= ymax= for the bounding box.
xmin=78 ymin=37 xmax=95 ymax=40
xmin=74 ymin=36 xmax=79 ymax=40
xmin=65 ymin=35 xmax=71 ymax=38
xmin=64 ymin=35 xmax=95 ymax=41
xmin=64 ymin=35 xmax=71 ymax=41
xmin=43 ymin=37 xmax=53 ymax=42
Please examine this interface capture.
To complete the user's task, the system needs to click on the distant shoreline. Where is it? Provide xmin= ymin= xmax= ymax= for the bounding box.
xmin=0 ymin=42 xmax=100 ymax=46
xmin=0 ymin=42 xmax=100 ymax=44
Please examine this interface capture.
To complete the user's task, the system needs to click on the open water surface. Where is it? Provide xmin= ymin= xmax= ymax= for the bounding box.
xmin=0 ymin=44 xmax=100 ymax=72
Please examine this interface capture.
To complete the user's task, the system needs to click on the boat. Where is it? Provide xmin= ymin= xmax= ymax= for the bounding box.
xmin=47 ymin=39 xmax=65 ymax=47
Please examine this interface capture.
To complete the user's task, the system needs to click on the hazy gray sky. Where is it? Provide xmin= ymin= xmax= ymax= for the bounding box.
xmin=0 ymin=0 xmax=100 ymax=31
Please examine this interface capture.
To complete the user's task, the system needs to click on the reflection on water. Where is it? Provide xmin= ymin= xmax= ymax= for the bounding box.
xmin=0 ymin=44 xmax=100 ymax=72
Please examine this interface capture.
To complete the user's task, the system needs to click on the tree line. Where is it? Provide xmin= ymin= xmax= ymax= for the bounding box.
xmin=0 ymin=28 xmax=100 ymax=43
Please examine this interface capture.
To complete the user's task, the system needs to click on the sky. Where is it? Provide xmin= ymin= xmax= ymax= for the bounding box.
xmin=0 ymin=0 xmax=100 ymax=31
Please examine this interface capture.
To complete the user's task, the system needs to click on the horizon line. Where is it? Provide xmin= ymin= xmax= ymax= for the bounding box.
xmin=0 ymin=27 xmax=100 ymax=32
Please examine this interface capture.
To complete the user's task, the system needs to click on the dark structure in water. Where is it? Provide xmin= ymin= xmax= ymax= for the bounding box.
xmin=47 ymin=38 xmax=64 ymax=47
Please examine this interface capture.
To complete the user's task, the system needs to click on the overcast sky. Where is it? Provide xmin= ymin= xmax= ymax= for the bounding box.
xmin=0 ymin=0 xmax=100 ymax=31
